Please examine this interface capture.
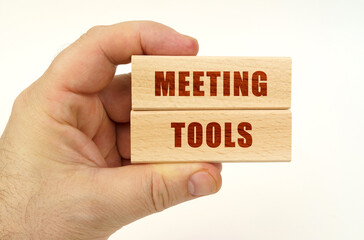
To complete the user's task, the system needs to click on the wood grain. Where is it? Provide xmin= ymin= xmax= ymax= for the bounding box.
xmin=131 ymin=110 xmax=291 ymax=163
xmin=132 ymin=56 xmax=291 ymax=110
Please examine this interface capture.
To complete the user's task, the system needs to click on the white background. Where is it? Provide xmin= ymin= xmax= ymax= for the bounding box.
xmin=1 ymin=0 xmax=363 ymax=239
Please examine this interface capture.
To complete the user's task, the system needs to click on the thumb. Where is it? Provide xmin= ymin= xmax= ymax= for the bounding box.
xmin=94 ymin=163 xmax=222 ymax=228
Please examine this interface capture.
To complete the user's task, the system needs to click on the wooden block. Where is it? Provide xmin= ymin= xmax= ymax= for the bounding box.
xmin=132 ymin=56 xmax=291 ymax=110
xmin=131 ymin=110 xmax=291 ymax=163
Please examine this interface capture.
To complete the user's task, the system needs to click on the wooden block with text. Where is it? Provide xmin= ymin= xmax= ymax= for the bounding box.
xmin=131 ymin=56 xmax=292 ymax=163
xmin=132 ymin=56 xmax=291 ymax=110
xmin=131 ymin=110 xmax=291 ymax=163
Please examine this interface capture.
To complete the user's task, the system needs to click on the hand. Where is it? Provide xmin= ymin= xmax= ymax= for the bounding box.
xmin=0 ymin=21 xmax=222 ymax=239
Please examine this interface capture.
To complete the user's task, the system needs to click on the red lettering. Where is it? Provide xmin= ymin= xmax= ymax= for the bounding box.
xmin=178 ymin=71 xmax=190 ymax=96
xmin=193 ymin=71 xmax=204 ymax=96
xmin=155 ymin=71 xmax=175 ymax=96
xmin=155 ymin=71 xmax=268 ymax=97
xmin=252 ymin=71 xmax=267 ymax=96
xmin=172 ymin=122 xmax=253 ymax=148
xmin=237 ymin=122 xmax=253 ymax=147
xmin=206 ymin=122 xmax=221 ymax=148
xmin=234 ymin=71 xmax=248 ymax=96
xmin=206 ymin=71 xmax=220 ymax=96
xmin=171 ymin=122 xmax=185 ymax=147
xmin=188 ymin=122 xmax=203 ymax=147
xmin=224 ymin=122 xmax=235 ymax=147
xmin=223 ymin=71 xmax=230 ymax=96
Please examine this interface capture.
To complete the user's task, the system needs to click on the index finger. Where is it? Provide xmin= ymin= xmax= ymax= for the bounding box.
xmin=45 ymin=21 xmax=199 ymax=94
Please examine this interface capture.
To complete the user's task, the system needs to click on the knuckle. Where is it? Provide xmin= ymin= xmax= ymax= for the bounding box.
xmin=148 ymin=171 xmax=171 ymax=213
xmin=13 ymin=88 xmax=29 ymax=111
xmin=12 ymin=84 xmax=44 ymax=119
xmin=83 ymin=25 xmax=105 ymax=38
xmin=76 ymin=25 xmax=107 ymax=49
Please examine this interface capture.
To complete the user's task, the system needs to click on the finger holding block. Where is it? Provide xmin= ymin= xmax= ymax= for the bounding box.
xmin=132 ymin=56 xmax=291 ymax=110
xmin=131 ymin=110 xmax=291 ymax=163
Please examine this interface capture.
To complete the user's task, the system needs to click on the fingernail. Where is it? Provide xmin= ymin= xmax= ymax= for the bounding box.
xmin=188 ymin=171 xmax=217 ymax=196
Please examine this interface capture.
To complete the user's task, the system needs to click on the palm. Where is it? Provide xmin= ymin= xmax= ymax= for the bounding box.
xmin=75 ymin=93 xmax=120 ymax=168
xmin=47 ymin=74 xmax=131 ymax=168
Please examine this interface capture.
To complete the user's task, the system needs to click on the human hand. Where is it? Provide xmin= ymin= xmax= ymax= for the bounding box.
xmin=0 ymin=21 xmax=222 ymax=239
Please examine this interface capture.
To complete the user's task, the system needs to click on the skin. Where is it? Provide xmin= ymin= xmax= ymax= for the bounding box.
xmin=0 ymin=21 xmax=222 ymax=239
